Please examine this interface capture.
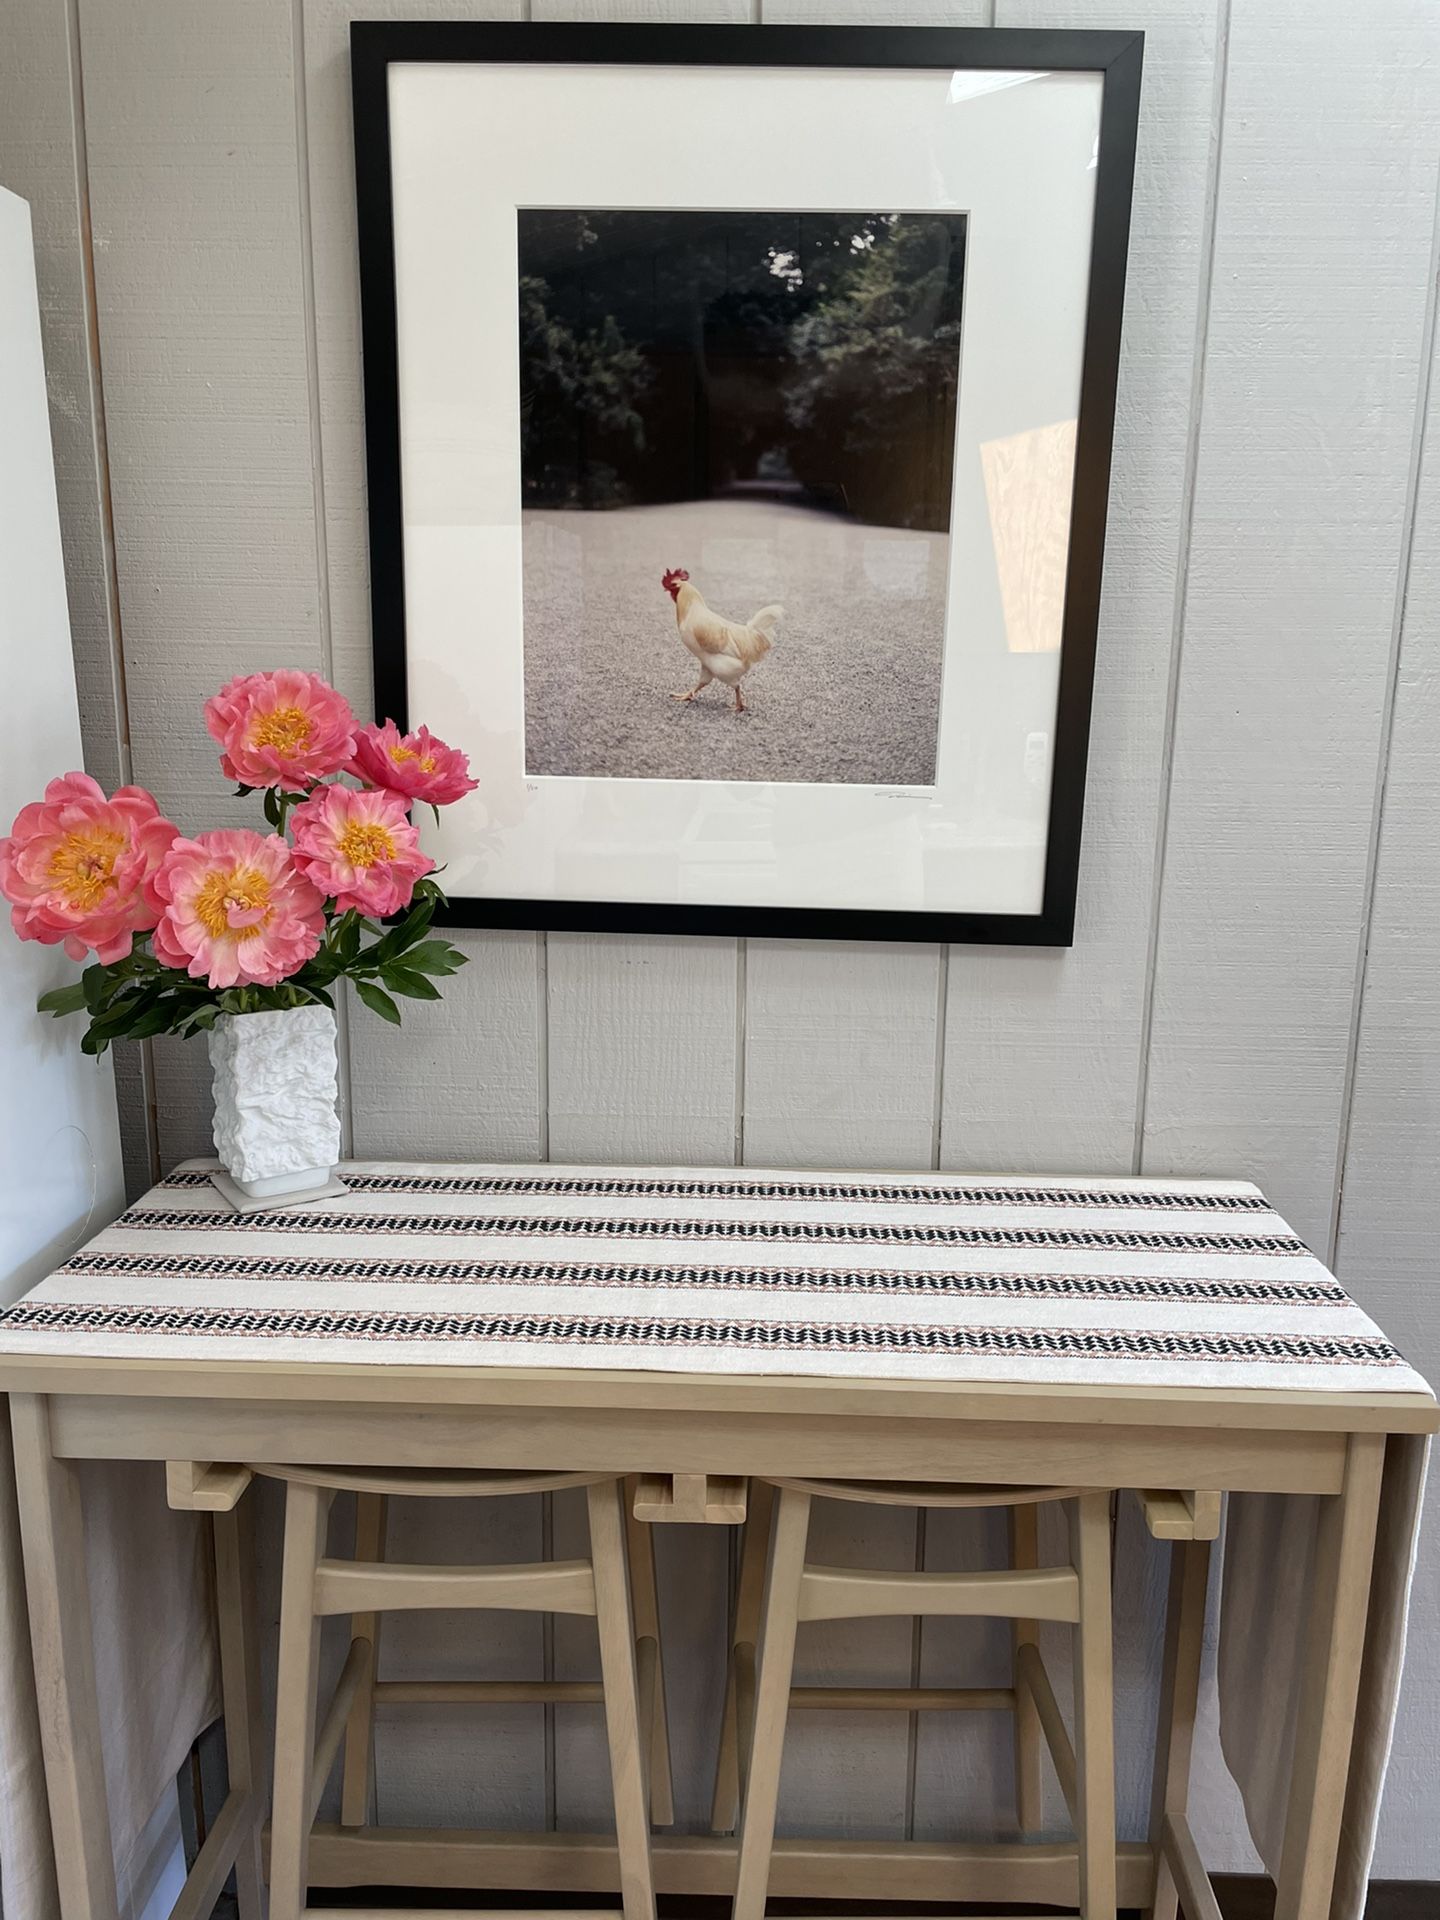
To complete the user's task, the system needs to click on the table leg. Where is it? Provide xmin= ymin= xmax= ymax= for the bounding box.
xmin=214 ymin=1501 xmax=268 ymax=1920
xmin=1146 ymin=1533 xmax=1212 ymax=1920
xmin=586 ymin=1479 xmax=657 ymax=1920
xmin=734 ymin=1486 xmax=812 ymax=1920
xmin=10 ymin=1392 xmax=121 ymax=1920
xmin=710 ymin=1478 xmax=774 ymax=1835
xmin=1071 ymin=1490 xmax=1117 ymax=1920
xmin=1273 ymin=1432 xmax=1385 ymax=1920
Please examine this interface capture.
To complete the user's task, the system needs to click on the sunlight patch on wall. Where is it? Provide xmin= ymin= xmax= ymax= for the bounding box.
xmin=980 ymin=417 xmax=1077 ymax=654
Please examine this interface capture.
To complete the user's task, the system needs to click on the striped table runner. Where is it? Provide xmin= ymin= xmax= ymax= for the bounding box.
xmin=0 ymin=1160 xmax=1427 ymax=1395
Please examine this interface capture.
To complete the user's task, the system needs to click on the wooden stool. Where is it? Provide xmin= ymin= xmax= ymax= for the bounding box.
xmin=727 ymin=1477 xmax=1117 ymax=1920
xmin=262 ymin=1466 xmax=665 ymax=1920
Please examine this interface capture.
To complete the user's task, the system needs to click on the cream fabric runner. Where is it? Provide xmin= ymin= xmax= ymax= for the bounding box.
xmin=0 ymin=1159 xmax=1430 ymax=1920
xmin=0 ymin=1160 xmax=1427 ymax=1394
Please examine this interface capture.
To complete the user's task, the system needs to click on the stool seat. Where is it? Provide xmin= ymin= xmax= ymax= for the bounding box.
xmin=762 ymin=1476 xmax=1084 ymax=1508
xmin=253 ymin=1464 xmax=612 ymax=1497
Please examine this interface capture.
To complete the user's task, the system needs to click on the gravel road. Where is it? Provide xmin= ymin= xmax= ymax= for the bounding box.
xmin=521 ymin=497 xmax=947 ymax=786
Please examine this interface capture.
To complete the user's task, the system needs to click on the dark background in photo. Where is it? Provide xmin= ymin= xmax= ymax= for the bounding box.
xmin=517 ymin=208 xmax=967 ymax=531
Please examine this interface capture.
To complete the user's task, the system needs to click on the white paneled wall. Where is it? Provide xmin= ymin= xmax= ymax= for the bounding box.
xmin=4 ymin=0 xmax=1438 ymax=1879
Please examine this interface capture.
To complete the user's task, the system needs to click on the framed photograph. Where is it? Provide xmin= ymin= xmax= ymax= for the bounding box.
xmin=352 ymin=23 xmax=1142 ymax=944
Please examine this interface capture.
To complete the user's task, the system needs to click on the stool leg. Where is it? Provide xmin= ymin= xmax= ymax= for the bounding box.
xmin=624 ymin=1479 xmax=675 ymax=1826
xmin=1071 ymin=1491 xmax=1117 ymax=1920
xmin=1009 ymin=1502 xmax=1043 ymax=1835
xmin=587 ymin=1479 xmax=657 ymax=1920
xmin=711 ymin=1478 xmax=775 ymax=1834
xmin=340 ymin=1492 xmax=388 ymax=1828
xmin=213 ymin=1503 xmax=267 ymax=1920
xmin=733 ymin=1485 xmax=811 ymax=1920
xmin=270 ymin=1481 xmax=332 ymax=1920
xmin=1147 ymin=1535 xmax=1212 ymax=1920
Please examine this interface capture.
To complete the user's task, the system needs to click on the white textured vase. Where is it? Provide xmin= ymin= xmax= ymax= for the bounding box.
xmin=207 ymin=1006 xmax=341 ymax=1198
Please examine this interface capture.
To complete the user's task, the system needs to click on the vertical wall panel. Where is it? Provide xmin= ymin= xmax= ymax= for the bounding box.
xmin=763 ymin=1 xmax=987 ymax=22
xmin=941 ymin=0 xmax=1221 ymax=1175
xmin=76 ymin=0 xmax=327 ymax=1165
xmin=374 ymin=1493 xmax=549 ymax=1830
xmin=744 ymin=941 xmax=942 ymax=1168
xmin=534 ymin=0 xmax=749 ymax=17
xmin=343 ymin=937 xmax=545 ymax=1159
xmin=1141 ymin=0 xmax=1440 ymax=1250
xmin=546 ymin=933 xmax=739 ymax=1163
xmin=1332 ymin=317 xmax=1440 ymax=1871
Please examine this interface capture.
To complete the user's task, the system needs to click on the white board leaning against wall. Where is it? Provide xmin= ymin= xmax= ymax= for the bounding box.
xmin=0 ymin=184 xmax=214 ymax=1920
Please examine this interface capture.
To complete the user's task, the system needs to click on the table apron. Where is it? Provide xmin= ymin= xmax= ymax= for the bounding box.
xmin=46 ymin=1395 xmax=1348 ymax=1493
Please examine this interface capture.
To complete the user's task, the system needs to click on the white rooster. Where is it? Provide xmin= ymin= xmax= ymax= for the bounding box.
xmin=662 ymin=567 xmax=783 ymax=715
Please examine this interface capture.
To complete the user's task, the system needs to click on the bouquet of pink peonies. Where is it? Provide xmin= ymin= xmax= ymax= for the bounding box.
xmin=0 ymin=670 xmax=475 ymax=1056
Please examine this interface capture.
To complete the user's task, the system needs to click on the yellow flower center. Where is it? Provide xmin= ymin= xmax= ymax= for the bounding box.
xmin=249 ymin=705 xmax=313 ymax=757
xmin=194 ymin=867 xmax=272 ymax=940
xmin=388 ymin=743 xmax=436 ymax=774
xmin=48 ymin=826 xmax=126 ymax=911
xmin=336 ymin=821 xmax=396 ymax=869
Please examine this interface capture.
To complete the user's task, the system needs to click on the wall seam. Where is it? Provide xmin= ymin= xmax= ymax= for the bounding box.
xmin=930 ymin=946 xmax=949 ymax=1171
xmin=734 ymin=937 xmax=748 ymax=1165
xmin=1131 ymin=0 xmax=1231 ymax=1178
xmin=537 ymin=931 xmax=552 ymax=1160
xmin=66 ymin=0 xmax=161 ymax=1186
xmin=1328 ymin=145 xmax=1440 ymax=1271
xmin=290 ymin=0 xmax=354 ymax=1154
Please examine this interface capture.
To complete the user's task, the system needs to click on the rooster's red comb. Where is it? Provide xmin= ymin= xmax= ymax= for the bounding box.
xmin=661 ymin=566 xmax=690 ymax=590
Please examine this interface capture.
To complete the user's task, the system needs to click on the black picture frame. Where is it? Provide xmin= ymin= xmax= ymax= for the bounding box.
xmin=351 ymin=22 xmax=1143 ymax=947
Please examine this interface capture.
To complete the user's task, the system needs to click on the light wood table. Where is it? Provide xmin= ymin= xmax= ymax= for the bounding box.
xmin=3 ymin=1350 xmax=1435 ymax=1920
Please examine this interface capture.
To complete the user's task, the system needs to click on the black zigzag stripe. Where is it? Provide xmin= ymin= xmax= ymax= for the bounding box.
xmin=116 ymin=1208 xmax=1309 ymax=1256
xmin=57 ymin=1250 xmax=1349 ymax=1307
xmin=0 ymin=1297 xmax=1404 ymax=1367
xmin=157 ymin=1167 xmax=1270 ymax=1213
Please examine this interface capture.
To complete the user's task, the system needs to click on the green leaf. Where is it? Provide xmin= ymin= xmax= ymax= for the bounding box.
xmin=81 ymin=964 xmax=110 ymax=1013
xmin=354 ymin=979 xmax=402 ymax=1026
xmin=337 ymin=912 xmax=361 ymax=963
xmin=37 ymin=982 xmax=88 ymax=1017
xmin=118 ymin=1002 xmax=179 ymax=1043
xmin=403 ymin=940 xmax=464 ymax=976
xmin=234 ymin=783 xmax=256 ymax=797
xmin=372 ymin=898 xmax=435 ymax=966
xmin=84 ymin=986 xmax=163 ymax=1042
xmin=382 ymin=965 xmax=441 ymax=1002
xmin=171 ymin=1004 xmax=220 ymax=1039
xmin=262 ymin=788 xmax=283 ymax=829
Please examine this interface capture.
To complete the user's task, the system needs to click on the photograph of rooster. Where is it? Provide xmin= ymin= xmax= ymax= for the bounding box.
xmin=662 ymin=567 xmax=782 ymax=714
xmin=519 ymin=208 xmax=965 ymax=785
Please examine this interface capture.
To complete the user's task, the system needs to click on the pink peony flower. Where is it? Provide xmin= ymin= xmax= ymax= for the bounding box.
xmin=151 ymin=829 xmax=325 ymax=989
xmin=0 ymin=773 xmax=180 ymax=963
xmin=350 ymin=719 xmax=478 ymax=808
xmin=290 ymin=783 xmax=435 ymax=918
xmin=204 ymin=669 xmax=358 ymax=789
